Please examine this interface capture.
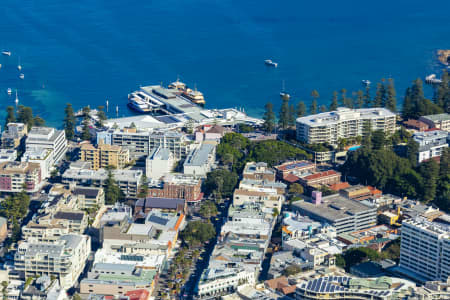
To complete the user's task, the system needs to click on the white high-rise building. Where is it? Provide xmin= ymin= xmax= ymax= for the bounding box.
xmin=400 ymin=218 xmax=450 ymax=282
xmin=26 ymin=127 xmax=67 ymax=165
xmin=296 ymin=107 xmax=396 ymax=145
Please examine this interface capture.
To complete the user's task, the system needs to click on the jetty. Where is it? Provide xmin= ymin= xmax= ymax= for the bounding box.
xmin=425 ymin=74 xmax=442 ymax=85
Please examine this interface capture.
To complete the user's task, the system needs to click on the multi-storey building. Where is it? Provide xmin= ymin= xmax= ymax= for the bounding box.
xmin=413 ymin=130 xmax=449 ymax=163
xmin=21 ymin=147 xmax=53 ymax=179
xmin=0 ymin=149 xmax=17 ymax=162
xmin=72 ymin=186 xmax=105 ymax=209
xmin=243 ymin=162 xmax=276 ymax=182
xmin=146 ymin=147 xmax=174 ymax=180
xmin=26 ymin=127 xmax=67 ymax=165
xmin=14 ymin=234 xmax=91 ymax=289
xmin=419 ymin=113 xmax=450 ymax=132
xmin=296 ymin=107 xmax=396 ymax=145
xmin=80 ymin=142 xmax=129 ymax=170
xmin=0 ymin=161 xmax=42 ymax=193
xmin=97 ymin=128 xmax=188 ymax=160
xmin=1 ymin=122 xmax=27 ymax=149
xmin=62 ymin=168 xmax=142 ymax=198
xmin=183 ymin=143 xmax=216 ymax=178
xmin=292 ymin=193 xmax=377 ymax=234
xmin=147 ymin=173 xmax=203 ymax=202
xmin=399 ymin=217 xmax=450 ymax=282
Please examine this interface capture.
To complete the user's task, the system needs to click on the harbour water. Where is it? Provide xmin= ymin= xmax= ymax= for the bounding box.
xmin=0 ymin=0 xmax=449 ymax=127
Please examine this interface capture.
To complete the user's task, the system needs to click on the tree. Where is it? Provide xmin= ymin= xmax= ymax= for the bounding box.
xmin=137 ymin=175 xmax=149 ymax=198
xmin=289 ymin=183 xmax=304 ymax=195
xmin=356 ymin=90 xmax=364 ymax=108
xmin=97 ymin=105 xmax=107 ymax=127
xmin=385 ymin=78 xmax=397 ymax=112
xmin=263 ymin=102 xmax=276 ymax=133
xmin=310 ymin=90 xmax=319 ymax=114
xmin=17 ymin=105 xmax=34 ymax=129
xmin=319 ymin=105 xmax=327 ymax=113
xmin=81 ymin=119 xmax=92 ymax=141
xmin=297 ymin=101 xmax=307 ymax=117
xmin=339 ymin=88 xmax=347 ymax=107
xmin=33 ymin=116 xmax=45 ymax=127
xmin=434 ymin=70 xmax=449 ymax=113
xmin=279 ymin=98 xmax=290 ymax=129
xmin=288 ymin=104 xmax=296 ymax=127
xmin=405 ymin=138 xmax=419 ymax=165
xmin=63 ymin=103 xmax=76 ymax=140
xmin=309 ymin=99 xmax=318 ymax=115
xmin=363 ymin=86 xmax=371 ymax=108
xmin=272 ymin=207 xmax=279 ymax=217
xmin=181 ymin=221 xmax=215 ymax=247
xmin=402 ymin=87 xmax=414 ymax=119
xmin=417 ymin=160 xmax=439 ymax=202
xmin=283 ymin=264 xmax=302 ymax=276
xmin=329 ymin=91 xmax=339 ymax=111
xmin=203 ymin=169 xmax=239 ymax=200
xmin=199 ymin=201 xmax=218 ymax=219
xmin=373 ymin=82 xmax=386 ymax=107
xmin=105 ymin=170 xmax=124 ymax=204
xmin=371 ymin=130 xmax=386 ymax=150
xmin=4 ymin=106 xmax=16 ymax=128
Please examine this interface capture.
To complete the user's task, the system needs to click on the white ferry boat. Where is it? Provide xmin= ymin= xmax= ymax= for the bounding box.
xmin=2 ymin=51 xmax=11 ymax=56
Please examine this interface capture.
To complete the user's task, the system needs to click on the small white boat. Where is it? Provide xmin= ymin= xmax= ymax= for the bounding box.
xmin=265 ymin=59 xmax=278 ymax=67
xmin=15 ymin=90 xmax=19 ymax=105
xmin=19 ymin=73 xmax=24 ymax=80
xmin=7 ymin=88 xmax=12 ymax=95
xmin=2 ymin=51 xmax=11 ymax=56
xmin=361 ymin=80 xmax=371 ymax=86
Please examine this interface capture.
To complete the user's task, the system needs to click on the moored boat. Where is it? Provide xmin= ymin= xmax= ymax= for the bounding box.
xmin=265 ymin=59 xmax=278 ymax=67
xmin=2 ymin=51 xmax=11 ymax=56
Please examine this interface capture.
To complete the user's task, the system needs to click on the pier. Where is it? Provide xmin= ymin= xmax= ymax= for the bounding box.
xmin=425 ymin=74 xmax=442 ymax=85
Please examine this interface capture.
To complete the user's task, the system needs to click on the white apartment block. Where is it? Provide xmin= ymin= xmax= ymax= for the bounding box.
xmin=183 ymin=143 xmax=216 ymax=178
xmin=146 ymin=147 xmax=174 ymax=180
xmin=14 ymin=234 xmax=91 ymax=290
xmin=296 ymin=107 xmax=396 ymax=145
xmin=413 ymin=130 xmax=449 ymax=163
xmin=26 ymin=127 xmax=67 ymax=165
xmin=21 ymin=147 xmax=53 ymax=179
xmin=197 ymin=267 xmax=256 ymax=298
xmin=400 ymin=218 xmax=450 ymax=282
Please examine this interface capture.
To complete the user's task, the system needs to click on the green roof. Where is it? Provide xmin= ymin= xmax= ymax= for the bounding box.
xmin=349 ymin=276 xmax=392 ymax=290
xmin=98 ymin=270 xmax=156 ymax=284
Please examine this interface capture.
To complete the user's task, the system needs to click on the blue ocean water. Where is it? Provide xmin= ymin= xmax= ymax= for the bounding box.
xmin=0 ymin=0 xmax=449 ymax=127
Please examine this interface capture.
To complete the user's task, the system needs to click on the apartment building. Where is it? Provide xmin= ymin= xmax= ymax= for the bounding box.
xmin=399 ymin=217 xmax=450 ymax=282
xmin=0 ymin=161 xmax=42 ymax=193
xmin=292 ymin=193 xmax=377 ymax=234
xmin=0 ymin=149 xmax=17 ymax=162
xmin=72 ymin=186 xmax=105 ymax=209
xmin=147 ymin=173 xmax=203 ymax=202
xmin=419 ymin=113 xmax=450 ymax=132
xmin=413 ymin=130 xmax=449 ymax=163
xmin=300 ymin=170 xmax=341 ymax=187
xmin=14 ymin=234 xmax=91 ymax=289
xmin=243 ymin=162 xmax=276 ymax=182
xmin=146 ymin=147 xmax=174 ymax=180
xmin=296 ymin=107 xmax=396 ymax=145
xmin=1 ymin=122 xmax=27 ymax=149
xmin=26 ymin=127 xmax=67 ymax=164
xmin=21 ymin=147 xmax=53 ymax=179
xmin=183 ymin=143 xmax=216 ymax=178
xmin=97 ymin=128 xmax=189 ymax=160
xmin=62 ymin=168 xmax=142 ymax=198
xmin=80 ymin=142 xmax=129 ymax=170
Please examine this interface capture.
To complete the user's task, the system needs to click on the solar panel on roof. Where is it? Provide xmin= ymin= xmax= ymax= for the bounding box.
xmin=307 ymin=281 xmax=312 ymax=290
xmin=331 ymin=285 xmax=335 ymax=292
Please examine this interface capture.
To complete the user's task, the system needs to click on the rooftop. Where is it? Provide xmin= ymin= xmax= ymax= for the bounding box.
xmin=421 ymin=113 xmax=450 ymax=122
xmin=184 ymin=143 xmax=215 ymax=167
xmin=296 ymin=107 xmax=395 ymax=127
xmin=148 ymin=147 xmax=172 ymax=161
xmin=293 ymin=194 xmax=376 ymax=222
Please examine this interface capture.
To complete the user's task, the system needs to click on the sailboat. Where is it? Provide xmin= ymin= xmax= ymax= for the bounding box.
xmin=15 ymin=90 xmax=19 ymax=105
xmin=280 ymin=80 xmax=290 ymax=100
xmin=17 ymin=57 xmax=22 ymax=71
xmin=19 ymin=73 xmax=24 ymax=80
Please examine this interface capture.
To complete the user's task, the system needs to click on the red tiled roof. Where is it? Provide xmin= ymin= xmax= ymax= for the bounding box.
xmin=125 ymin=289 xmax=150 ymax=300
xmin=329 ymin=182 xmax=350 ymax=191
xmin=283 ymin=173 xmax=300 ymax=183
xmin=303 ymin=170 xmax=338 ymax=181
xmin=265 ymin=276 xmax=289 ymax=290
xmin=281 ymin=285 xmax=297 ymax=295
